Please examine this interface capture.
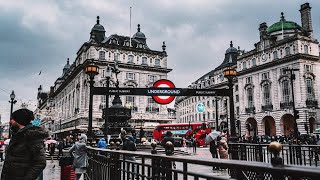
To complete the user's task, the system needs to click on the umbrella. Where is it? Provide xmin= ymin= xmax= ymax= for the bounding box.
xmin=45 ymin=139 xmax=57 ymax=144
xmin=205 ymin=131 xmax=221 ymax=143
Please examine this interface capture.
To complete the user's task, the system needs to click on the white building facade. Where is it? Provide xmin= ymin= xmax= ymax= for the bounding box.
xmin=175 ymin=3 xmax=320 ymax=137
xmin=36 ymin=17 xmax=173 ymax=138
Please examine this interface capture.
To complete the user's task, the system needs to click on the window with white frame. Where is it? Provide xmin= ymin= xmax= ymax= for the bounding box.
xmin=114 ymin=53 xmax=120 ymax=61
xmin=285 ymin=47 xmax=290 ymax=56
xmin=99 ymin=51 xmax=106 ymax=60
xmin=128 ymin=55 xmax=134 ymax=63
xmin=246 ymin=76 xmax=252 ymax=84
xmin=305 ymin=64 xmax=313 ymax=72
xmin=304 ymin=45 xmax=309 ymax=54
xmin=125 ymin=96 xmax=135 ymax=109
xmin=282 ymin=80 xmax=291 ymax=102
xmin=126 ymin=72 xmax=135 ymax=80
xmin=263 ymin=84 xmax=271 ymax=105
xmin=243 ymin=61 xmax=247 ymax=69
xmin=261 ymin=72 xmax=269 ymax=80
xmin=155 ymin=59 xmax=160 ymax=66
xmin=142 ymin=57 xmax=148 ymax=65
xmin=252 ymin=58 xmax=256 ymax=66
xmin=148 ymin=75 xmax=157 ymax=82
xmin=273 ymin=51 xmax=278 ymax=60
xmin=247 ymin=88 xmax=254 ymax=108
xmin=306 ymin=78 xmax=315 ymax=100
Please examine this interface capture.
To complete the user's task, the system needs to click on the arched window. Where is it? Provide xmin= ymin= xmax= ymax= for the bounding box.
xmin=128 ymin=55 xmax=134 ymax=63
xmin=252 ymin=58 xmax=256 ymax=66
xmin=247 ymin=88 xmax=254 ymax=108
xmin=282 ymin=80 xmax=291 ymax=102
xmin=243 ymin=61 xmax=247 ymax=69
xmin=304 ymin=45 xmax=309 ymax=54
xmin=263 ymin=84 xmax=271 ymax=105
xmin=285 ymin=47 xmax=290 ymax=56
xmin=273 ymin=51 xmax=278 ymax=60
xmin=99 ymin=51 xmax=106 ymax=60
xmin=306 ymin=78 xmax=314 ymax=100
xmin=155 ymin=59 xmax=161 ymax=66
xmin=142 ymin=57 xmax=148 ymax=65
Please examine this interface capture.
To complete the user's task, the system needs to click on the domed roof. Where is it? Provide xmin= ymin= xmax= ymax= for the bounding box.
xmin=133 ymin=24 xmax=146 ymax=39
xmin=225 ymin=41 xmax=238 ymax=53
xmin=91 ymin=16 xmax=105 ymax=32
xmin=267 ymin=12 xmax=301 ymax=34
xmin=63 ymin=58 xmax=70 ymax=69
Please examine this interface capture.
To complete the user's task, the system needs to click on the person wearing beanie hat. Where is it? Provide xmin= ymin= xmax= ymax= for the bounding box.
xmin=1 ymin=109 xmax=49 ymax=180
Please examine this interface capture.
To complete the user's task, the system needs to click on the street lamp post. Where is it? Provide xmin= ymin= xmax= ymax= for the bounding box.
xmin=85 ymin=61 xmax=99 ymax=143
xmin=9 ymin=90 xmax=17 ymax=138
xmin=215 ymin=98 xmax=219 ymax=131
xmin=104 ymin=66 xmax=112 ymax=139
xmin=223 ymin=67 xmax=237 ymax=138
xmin=284 ymin=68 xmax=299 ymax=138
xmin=305 ymin=110 xmax=309 ymax=134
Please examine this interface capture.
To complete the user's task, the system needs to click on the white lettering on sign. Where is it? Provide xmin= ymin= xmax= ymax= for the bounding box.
xmin=148 ymin=89 xmax=180 ymax=94
xmin=195 ymin=91 xmax=216 ymax=95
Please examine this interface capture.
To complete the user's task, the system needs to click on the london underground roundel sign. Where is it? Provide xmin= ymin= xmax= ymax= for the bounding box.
xmin=153 ymin=79 xmax=175 ymax=104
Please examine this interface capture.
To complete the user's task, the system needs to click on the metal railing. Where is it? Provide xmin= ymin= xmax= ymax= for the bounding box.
xmin=86 ymin=146 xmax=320 ymax=180
xmin=229 ymin=142 xmax=320 ymax=167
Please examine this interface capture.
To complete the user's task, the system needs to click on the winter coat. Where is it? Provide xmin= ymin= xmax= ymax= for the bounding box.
xmin=1 ymin=124 xmax=49 ymax=180
xmin=69 ymin=134 xmax=88 ymax=169
xmin=217 ymin=139 xmax=229 ymax=159
xmin=97 ymin=138 xmax=107 ymax=149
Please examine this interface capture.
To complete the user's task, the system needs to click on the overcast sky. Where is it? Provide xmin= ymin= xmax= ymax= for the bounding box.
xmin=0 ymin=0 xmax=319 ymax=123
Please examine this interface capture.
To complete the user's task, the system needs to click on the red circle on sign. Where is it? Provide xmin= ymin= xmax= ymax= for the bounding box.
xmin=152 ymin=79 xmax=175 ymax=104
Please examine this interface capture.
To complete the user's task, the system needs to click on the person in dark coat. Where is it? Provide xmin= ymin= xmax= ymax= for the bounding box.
xmin=209 ymin=138 xmax=219 ymax=170
xmin=1 ymin=109 xmax=49 ymax=180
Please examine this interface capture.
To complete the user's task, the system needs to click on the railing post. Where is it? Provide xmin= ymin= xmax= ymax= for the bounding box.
xmin=240 ymin=143 xmax=247 ymax=160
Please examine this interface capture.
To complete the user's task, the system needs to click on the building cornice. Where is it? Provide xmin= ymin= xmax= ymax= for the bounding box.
xmin=237 ymin=54 xmax=319 ymax=76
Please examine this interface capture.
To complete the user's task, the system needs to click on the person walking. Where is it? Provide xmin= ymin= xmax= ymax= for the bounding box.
xmin=209 ymin=138 xmax=219 ymax=170
xmin=49 ymin=140 xmax=56 ymax=163
xmin=191 ymin=135 xmax=197 ymax=154
xmin=69 ymin=134 xmax=88 ymax=180
xmin=217 ymin=136 xmax=229 ymax=159
xmin=1 ymin=108 xmax=49 ymax=180
xmin=57 ymin=139 xmax=64 ymax=159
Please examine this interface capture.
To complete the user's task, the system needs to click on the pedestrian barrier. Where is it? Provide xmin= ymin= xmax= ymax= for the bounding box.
xmin=86 ymin=144 xmax=320 ymax=180
xmin=228 ymin=142 xmax=320 ymax=166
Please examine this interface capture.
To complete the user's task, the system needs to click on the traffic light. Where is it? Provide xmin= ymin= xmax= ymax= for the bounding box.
xmin=294 ymin=110 xmax=299 ymax=119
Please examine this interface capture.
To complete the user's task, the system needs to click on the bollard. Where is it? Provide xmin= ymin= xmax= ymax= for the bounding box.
xmin=269 ymin=141 xmax=283 ymax=166
xmin=151 ymin=142 xmax=157 ymax=154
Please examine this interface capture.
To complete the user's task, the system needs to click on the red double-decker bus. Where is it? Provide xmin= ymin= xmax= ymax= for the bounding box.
xmin=153 ymin=122 xmax=211 ymax=147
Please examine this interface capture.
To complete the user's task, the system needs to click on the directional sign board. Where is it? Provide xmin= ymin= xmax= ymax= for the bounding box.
xmin=93 ymin=87 xmax=230 ymax=96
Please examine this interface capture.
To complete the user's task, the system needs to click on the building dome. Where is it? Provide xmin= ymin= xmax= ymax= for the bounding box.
xmin=133 ymin=24 xmax=146 ymax=39
xmin=267 ymin=12 xmax=301 ymax=34
xmin=91 ymin=16 xmax=105 ymax=32
xmin=63 ymin=58 xmax=70 ymax=69
xmin=225 ymin=41 xmax=238 ymax=53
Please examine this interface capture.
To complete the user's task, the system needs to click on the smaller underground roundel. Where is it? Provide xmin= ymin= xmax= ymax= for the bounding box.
xmin=152 ymin=79 xmax=175 ymax=104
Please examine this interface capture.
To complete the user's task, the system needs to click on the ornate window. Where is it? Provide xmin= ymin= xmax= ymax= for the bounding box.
xmin=282 ymin=80 xmax=291 ymax=102
xmin=243 ymin=61 xmax=247 ymax=69
xmin=148 ymin=75 xmax=157 ymax=82
xmin=128 ymin=55 xmax=134 ymax=63
xmin=126 ymin=72 xmax=135 ymax=80
xmin=304 ymin=45 xmax=309 ymax=54
xmin=142 ymin=57 xmax=148 ymax=65
xmin=99 ymin=51 xmax=106 ymax=60
xmin=306 ymin=78 xmax=315 ymax=100
xmin=114 ymin=52 xmax=120 ymax=61
xmin=285 ymin=47 xmax=290 ymax=56
xmin=262 ymin=83 xmax=271 ymax=105
xmin=252 ymin=58 xmax=256 ymax=66
xmin=273 ymin=51 xmax=278 ymax=60
xmin=155 ymin=59 xmax=160 ymax=66
xmin=247 ymin=88 xmax=254 ymax=107
xmin=125 ymin=96 xmax=135 ymax=109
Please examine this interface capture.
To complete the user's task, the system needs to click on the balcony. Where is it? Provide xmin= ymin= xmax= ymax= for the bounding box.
xmin=280 ymin=101 xmax=293 ymax=109
xmin=261 ymin=104 xmax=273 ymax=111
xmin=245 ymin=106 xmax=255 ymax=114
xmin=306 ymin=99 xmax=318 ymax=108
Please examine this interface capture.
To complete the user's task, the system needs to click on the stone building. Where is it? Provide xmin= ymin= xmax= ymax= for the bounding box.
xmin=36 ymin=17 xmax=173 ymax=138
xmin=175 ymin=2 xmax=319 ymax=137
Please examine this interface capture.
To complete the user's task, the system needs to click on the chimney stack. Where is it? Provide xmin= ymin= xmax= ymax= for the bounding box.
xmin=299 ymin=3 xmax=313 ymax=37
